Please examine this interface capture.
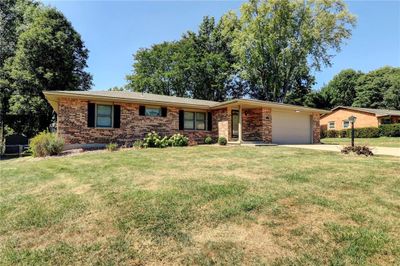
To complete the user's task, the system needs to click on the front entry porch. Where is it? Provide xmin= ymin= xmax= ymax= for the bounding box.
xmin=225 ymin=105 xmax=272 ymax=144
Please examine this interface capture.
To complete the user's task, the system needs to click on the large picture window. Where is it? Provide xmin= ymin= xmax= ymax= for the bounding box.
xmin=184 ymin=111 xmax=206 ymax=130
xmin=96 ymin=105 xmax=113 ymax=128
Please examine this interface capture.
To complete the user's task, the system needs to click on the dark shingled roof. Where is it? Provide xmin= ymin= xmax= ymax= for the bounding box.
xmin=331 ymin=106 xmax=400 ymax=117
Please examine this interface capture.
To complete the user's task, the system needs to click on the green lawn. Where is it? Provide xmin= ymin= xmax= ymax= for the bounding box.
xmin=321 ymin=137 xmax=400 ymax=147
xmin=1 ymin=146 xmax=399 ymax=265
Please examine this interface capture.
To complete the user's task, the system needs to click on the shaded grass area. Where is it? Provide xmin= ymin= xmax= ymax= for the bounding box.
xmin=321 ymin=137 xmax=400 ymax=147
xmin=1 ymin=146 xmax=399 ymax=265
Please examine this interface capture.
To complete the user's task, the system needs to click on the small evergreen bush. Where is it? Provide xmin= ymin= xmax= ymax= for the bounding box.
xmin=29 ymin=131 xmax=64 ymax=157
xmin=204 ymin=136 xmax=213 ymax=144
xmin=379 ymin=123 xmax=400 ymax=137
xmin=218 ymin=136 xmax=227 ymax=145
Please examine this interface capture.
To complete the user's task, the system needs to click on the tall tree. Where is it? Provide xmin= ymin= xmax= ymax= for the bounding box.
xmin=2 ymin=2 xmax=92 ymax=137
xmin=221 ymin=0 xmax=356 ymax=102
xmin=353 ymin=66 xmax=400 ymax=109
xmin=1 ymin=0 xmax=38 ymax=139
xmin=126 ymin=16 xmax=244 ymax=101
xmin=320 ymin=69 xmax=363 ymax=107
xmin=126 ymin=41 xmax=190 ymax=97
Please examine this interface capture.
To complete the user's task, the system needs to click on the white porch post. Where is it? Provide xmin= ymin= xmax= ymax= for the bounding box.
xmin=239 ymin=104 xmax=243 ymax=143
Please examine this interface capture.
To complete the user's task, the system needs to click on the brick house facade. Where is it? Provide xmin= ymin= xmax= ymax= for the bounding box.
xmin=45 ymin=91 xmax=327 ymax=146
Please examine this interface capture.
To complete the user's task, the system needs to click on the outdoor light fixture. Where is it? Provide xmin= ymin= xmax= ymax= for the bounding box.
xmin=295 ymin=110 xmax=300 ymax=113
xmin=348 ymin=115 xmax=357 ymax=147
xmin=348 ymin=115 xmax=357 ymax=123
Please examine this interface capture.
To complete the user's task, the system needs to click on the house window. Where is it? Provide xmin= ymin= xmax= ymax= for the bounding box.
xmin=145 ymin=107 xmax=161 ymax=117
xmin=96 ymin=105 xmax=113 ymax=128
xmin=381 ymin=118 xmax=391 ymax=124
xmin=343 ymin=120 xmax=350 ymax=129
xmin=328 ymin=121 xmax=335 ymax=129
xmin=184 ymin=111 xmax=206 ymax=130
xmin=196 ymin=112 xmax=206 ymax=130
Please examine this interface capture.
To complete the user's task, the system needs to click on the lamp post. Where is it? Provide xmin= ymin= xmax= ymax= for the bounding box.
xmin=348 ymin=115 xmax=357 ymax=147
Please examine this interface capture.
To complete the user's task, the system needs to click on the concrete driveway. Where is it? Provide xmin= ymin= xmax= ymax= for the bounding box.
xmin=282 ymin=144 xmax=400 ymax=157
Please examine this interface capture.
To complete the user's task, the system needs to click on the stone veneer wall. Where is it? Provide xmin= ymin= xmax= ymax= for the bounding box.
xmin=57 ymin=98 xmax=218 ymax=145
xmin=312 ymin=113 xmax=320 ymax=144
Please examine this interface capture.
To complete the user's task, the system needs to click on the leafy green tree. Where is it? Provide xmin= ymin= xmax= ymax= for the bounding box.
xmin=303 ymin=91 xmax=332 ymax=109
xmin=2 ymin=2 xmax=92 ymax=137
xmin=127 ymin=16 xmax=244 ymax=101
xmin=1 ymin=0 xmax=38 ymax=140
xmin=353 ymin=67 xmax=400 ymax=109
xmin=320 ymin=69 xmax=363 ymax=107
xmin=221 ymin=0 xmax=356 ymax=102
xmin=127 ymin=41 xmax=190 ymax=97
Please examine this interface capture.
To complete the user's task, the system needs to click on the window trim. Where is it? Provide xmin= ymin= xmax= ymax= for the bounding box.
xmin=183 ymin=111 xmax=207 ymax=131
xmin=95 ymin=103 xmax=114 ymax=128
xmin=328 ymin=121 xmax=335 ymax=129
xmin=342 ymin=120 xmax=350 ymax=129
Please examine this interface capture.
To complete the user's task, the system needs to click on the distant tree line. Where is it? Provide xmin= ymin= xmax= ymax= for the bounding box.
xmin=305 ymin=67 xmax=400 ymax=110
xmin=1 ymin=0 xmax=92 ymax=139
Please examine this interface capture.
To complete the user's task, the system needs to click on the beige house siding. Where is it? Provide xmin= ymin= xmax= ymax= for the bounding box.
xmin=321 ymin=109 xmax=379 ymax=130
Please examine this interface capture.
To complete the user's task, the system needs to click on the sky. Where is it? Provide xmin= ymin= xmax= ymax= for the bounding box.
xmin=41 ymin=0 xmax=400 ymax=91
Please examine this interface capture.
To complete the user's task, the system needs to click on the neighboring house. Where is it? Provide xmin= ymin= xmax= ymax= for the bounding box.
xmin=43 ymin=91 xmax=329 ymax=147
xmin=321 ymin=106 xmax=400 ymax=131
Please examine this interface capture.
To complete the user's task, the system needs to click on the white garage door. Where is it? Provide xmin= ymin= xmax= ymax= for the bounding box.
xmin=272 ymin=110 xmax=312 ymax=144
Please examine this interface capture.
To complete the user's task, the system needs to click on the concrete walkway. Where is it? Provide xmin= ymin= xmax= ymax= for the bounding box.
xmin=282 ymin=144 xmax=400 ymax=157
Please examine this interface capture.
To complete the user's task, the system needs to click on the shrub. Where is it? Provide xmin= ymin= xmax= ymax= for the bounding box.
xmin=155 ymin=136 xmax=169 ymax=148
xmin=133 ymin=140 xmax=144 ymax=149
xmin=106 ymin=143 xmax=118 ymax=152
xmin=320 ymin=128 xmax=327 ymax=139
xmin=352 ymin=127 xmax=380 ymax=138
xmin=379 ymin=123 xmax=400 ymax=137
xmin=143 ymin=131 xmax=162 ymax=148
xmin=0 ymin=139 xmax=5 ymax=155
xmin=204 ymin=136 xmax=213 ymax=144
xmin=29 ymin=131 xmax=64 ymax=157
xmin=326 ymin=130 xmax=338 ymax=138
xmin=338 ymin=130 xmax=347 ymax=138
xmin=218 ymin=136 xmax=227 ymax=145
xmin=169 ymin=133 xmax=189 ymax=147
xmin=341 ymin=145 xmax=373 ymax=156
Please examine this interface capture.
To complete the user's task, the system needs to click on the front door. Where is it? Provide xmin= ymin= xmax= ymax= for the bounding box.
xmin=231 ymin=110 xmax=239 ymax=139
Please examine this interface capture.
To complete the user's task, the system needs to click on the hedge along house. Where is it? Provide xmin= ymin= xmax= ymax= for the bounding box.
xmin=320 ymin=106 xmax=400 ymax=131
xmin=43 ymin=91 xmax=328 ymax=147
